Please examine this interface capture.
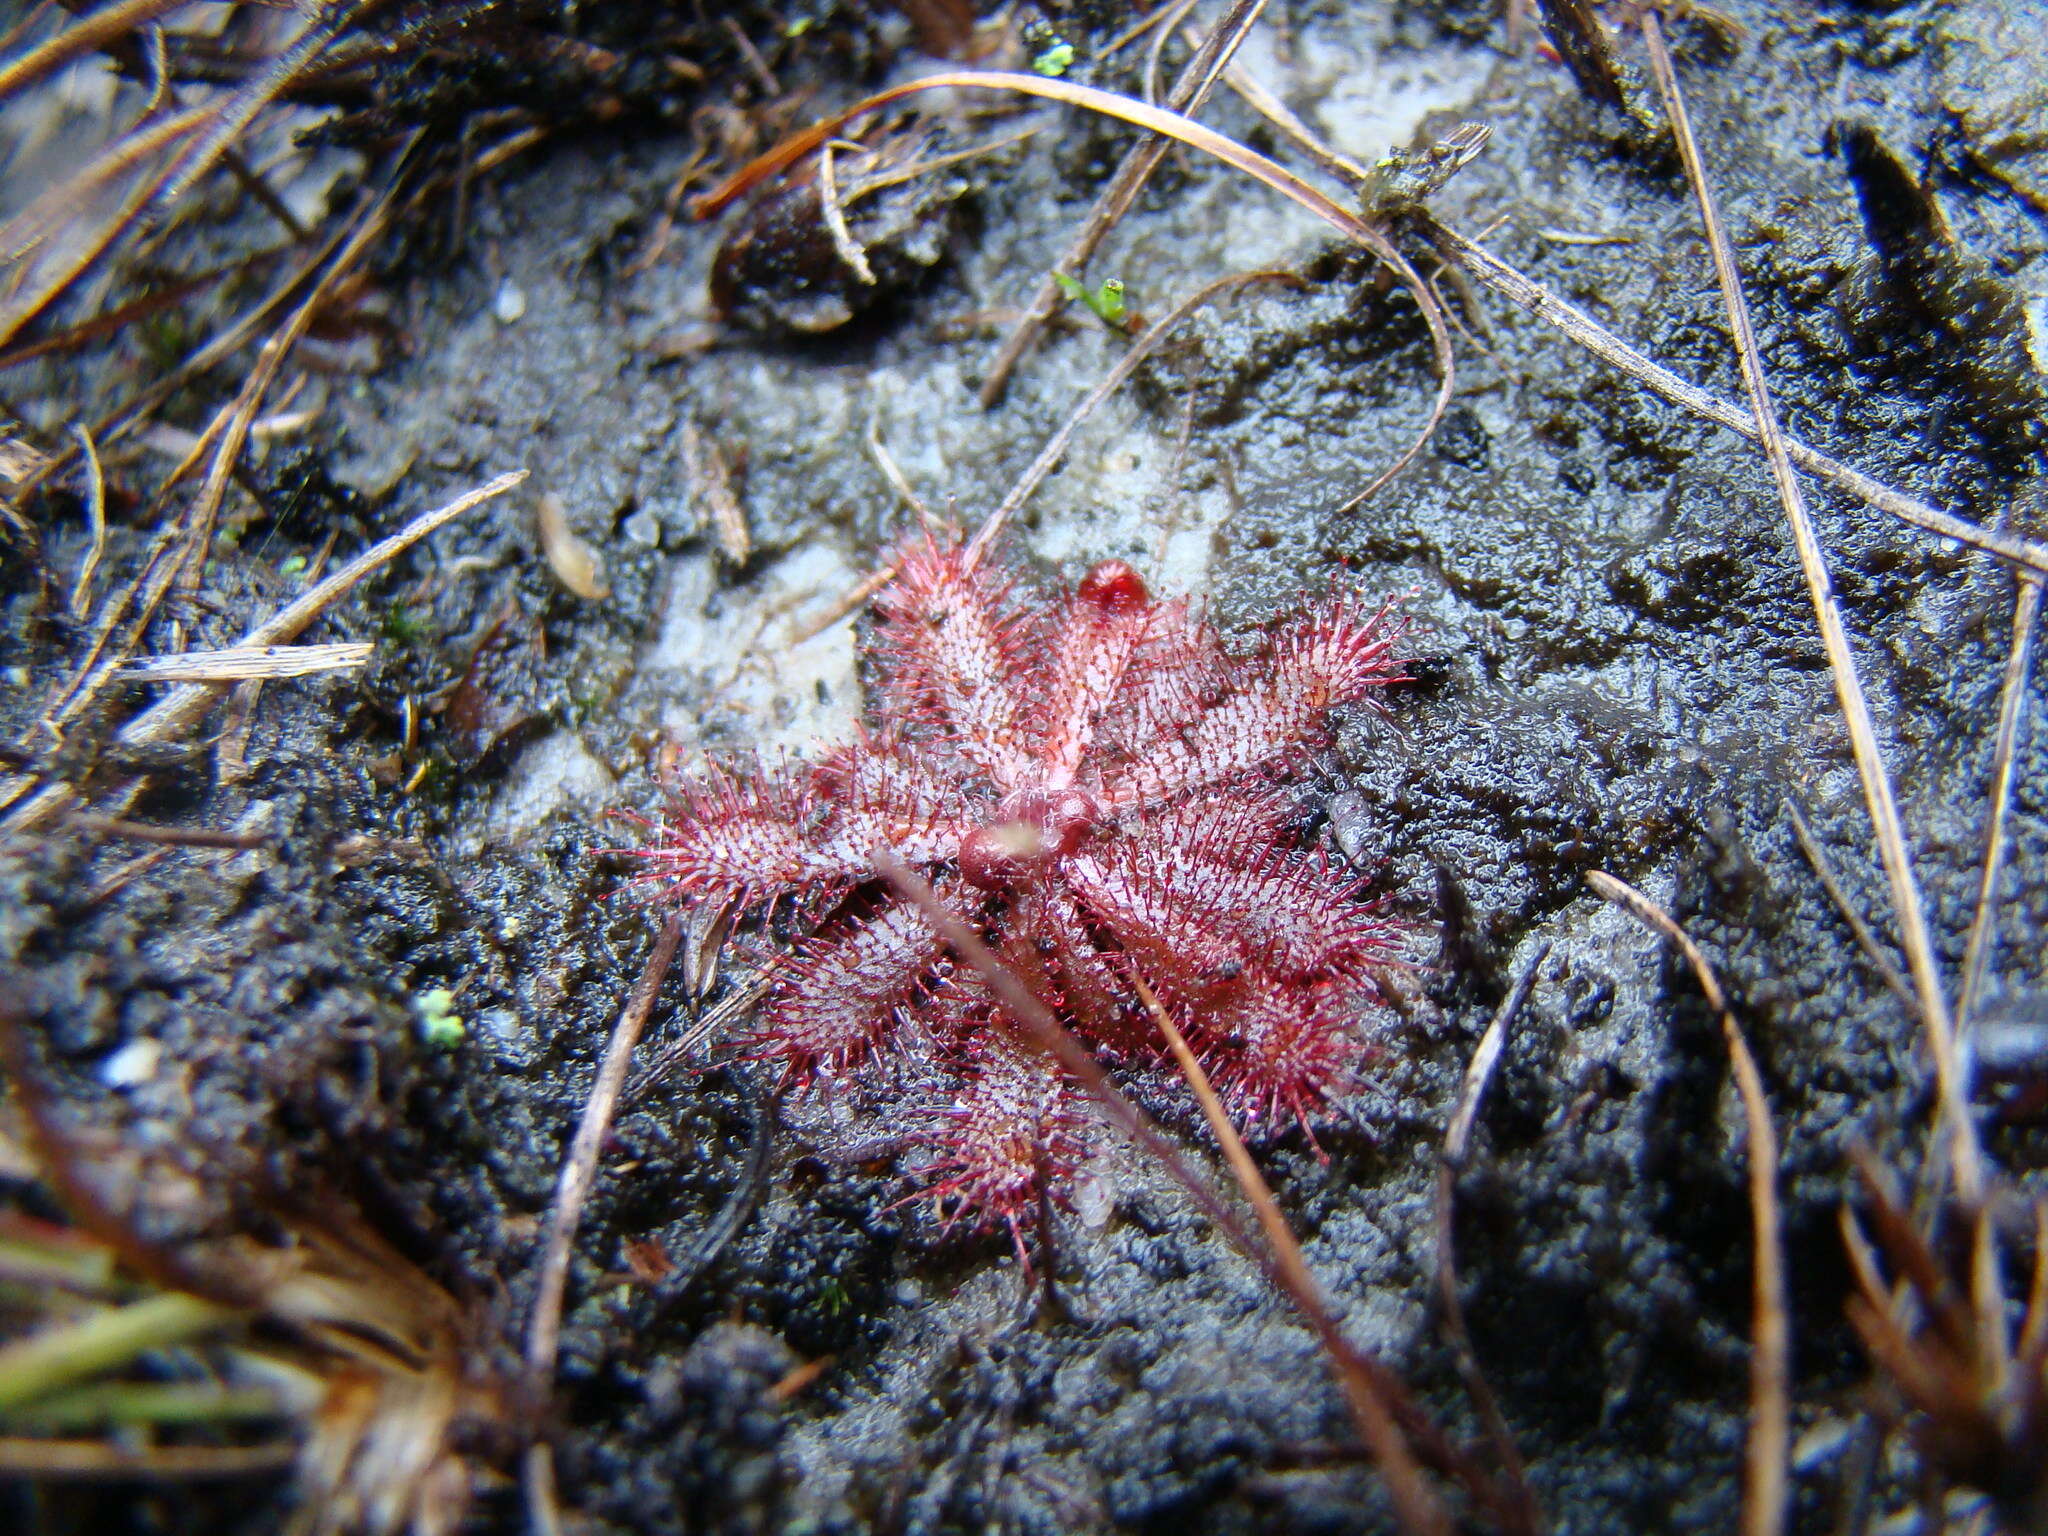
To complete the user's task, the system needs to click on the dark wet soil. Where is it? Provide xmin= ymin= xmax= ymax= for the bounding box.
xmin=4 ymin=2 xmax=2046 ymax=1533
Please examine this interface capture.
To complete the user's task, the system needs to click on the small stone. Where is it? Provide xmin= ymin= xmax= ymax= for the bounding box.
xmin=494 ymin=279 xmax=527 ymax=325
xmin=622 ymin=509 xmax=662 ymax=548
xmin=100 ymin=1037 xmax=162 ymax=1088
xmin=1327 ymin=790 xmax=1378 ymax=865
xmin=1072 ymin=1167 xmax=1114 ymax=1229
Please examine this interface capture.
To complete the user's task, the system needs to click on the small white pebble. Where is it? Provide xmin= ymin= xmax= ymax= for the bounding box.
xmin=622 ymin=509 xmax=662 ymax=548
xmin=494 ymin=279 xmax=527 ymax=325
xmin=1072 ymin=1167 xmax=1115 ymax=1230
xmin=101 ymin=1038 xmax=162 ymax=1089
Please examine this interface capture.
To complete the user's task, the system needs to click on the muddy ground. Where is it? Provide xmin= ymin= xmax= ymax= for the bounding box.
xmin=3 ymin=2 xmax=2047 ymax=1532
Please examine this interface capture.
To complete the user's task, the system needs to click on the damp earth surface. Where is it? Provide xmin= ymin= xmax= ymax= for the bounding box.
xmin=3 ymin=2 xmax=2047 ymax=1533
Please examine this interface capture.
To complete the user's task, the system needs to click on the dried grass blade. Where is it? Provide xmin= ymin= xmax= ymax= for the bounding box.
xmin=0 ymin=104 xmax=210 ymax=349
xmin=623 ymin=976 xmax=771 ymax=1106
xmin=0 ymin=1438 xmax=297 ymax=1479
xmin=3 ymin=214 xmax=360 ymax=515
xmin=522 ymin=914 xmax=684 ymax=1535
xmin=1589 ymin=870 xmax=1786 ymax=1536
xmin=64 ymin=814 xmax=266 ymax=850
xmin=1784 ymin=798 xmax=1914 ymax=1012
xmin=1956 ymin=574 xmax=2041 ymax=1040
xmin=67 ymin=424 xmax=106 ymax=624
xmin=1435 ymin=942 xmax=1548 ymax=1531
xmin=0 ymin=1292 xmax=234 ymax=1414
xmin=1130 ymin=968 xmax=1453 ymax=1536
xmin=975 ymin=0 xmax=1266 ymax=407
xmin=815 ymin=142 xmax=875 ymax=286
xmin=2017 ymin=1204 xmax=2048 ymax=1369
xmin=1211 ymin=49 xmax=1373 ymax=190
xmin=693 ymin=71 xmax=1455 ymax=504
xmin=873 ymin=858 xmax=1264 ymax=1265
xmin=113 ymin=642 xmax=373 ymax=683
xmin=967 ymin=268 xmax=1302 ymax=565
xmin=1847 ymin=1149 xmax=1979 ymax=1364
xmin=1416 ymin=215 xmax=2048 ymax=578
xmin=2 ymin=182 xmax=402 ymax=795
xmin=171 ymin=183 xmax=395 ymax=596
xmin=107 ymin=468 xmax=524 ymax=760
xmin=523 ymin=914 xmax=683 ymax=1402
xmin=0 ymin=0 xmax=189 ymax=103
xmin=878 ymin=856 xmax=1484 ymax=1536
xmin=143 ymin=3 xmax=360 ymax=232
xmin=1638 ymin=17 xmax=1978 ymax=1210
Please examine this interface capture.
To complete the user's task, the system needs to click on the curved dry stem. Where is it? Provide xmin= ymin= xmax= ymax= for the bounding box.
xmin=1130 ymin=968 xmax=1453 ymax=1536
xmin=1435 ymin=942 xmax=1549 ymax=1532
xmin=1784 ymin=797 xmax=1914 ymax=1013
xmin=0 ymin=104 xmax=209 ymax=350
xmin=876 ymin=855 xmax=1490 ymax=1536
xmin=170 ymin=181 xmax=394 ymax=597
xmin=67 ymin=424 xmax=106 ymax=624
xmin=1589 ymin=871 xmax=1786 ymax=1536
xmin=694 ymin=70 xmax=1454 ymax=506
xmin=1955 ymin=574 xmax=2041 ymax=1044
xmin=522 ymin=911 xmax=684 ymax=1459
xmin=966 ymin=268 xmax=1302 ymax=567
xmin=982 ymin=0 xmax=1257 ymax=408
xmin=0 ymin=0 xmax=189 ymax=103
xmin=0 ymin=467 xmax=525 ymax=837
xmin=1639 ymin=16 xmax=1978 ymax=1215
xmin=1416 ymin=214 xmax=2048 ymax=579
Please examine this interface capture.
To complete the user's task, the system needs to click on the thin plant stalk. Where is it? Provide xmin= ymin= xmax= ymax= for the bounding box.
xmin=1589 ymin=871 xmax=1787 ymax=1536
xmin=966 ymin=268 xmax=1300 ymax=567
xmin=1435 ymin=942 xmax=1549 ymax=1531
xmin=694 ymin=70 xmax=1455 ymax=508
xmin=1130 ymin=969 xmax=1455 ymax=1536
xmin=0 ymin=1293 xmax=237 ymax=1415
xmin=522 ymin=914 xmax=684 ymax=1535
xmin=877 ymin=856 xmax=1482 ymax=1536
xmin=1955 ymin=573 xmax=2041 ymax=1044
xmin=0 ymin=0 xmax=189 ymax=103
xmin=1 ymin=469 xmax=525 ymax=837
xmin=1637 ymin=16 xmax=1979 ymax=1210
xmin=976 ymin=0 xmax=1266 ymax=406
xmin=1784 ymin=797 xmax=1914 ymax=1012
xmin=1414 ymin=213 xmax=2048 ymax=579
